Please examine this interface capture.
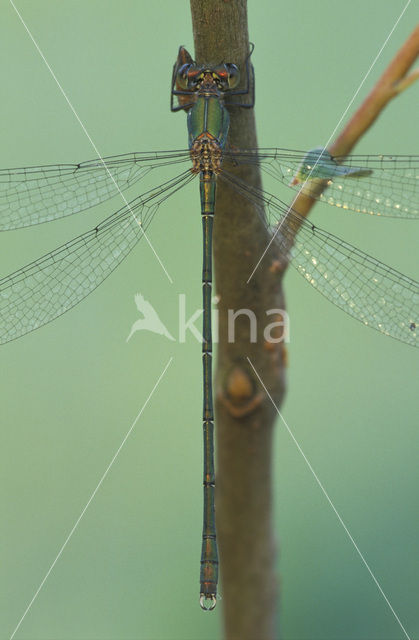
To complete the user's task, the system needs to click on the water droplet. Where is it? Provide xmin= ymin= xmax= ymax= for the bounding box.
xmin=200 ymin=594 xmax=217 ymax=611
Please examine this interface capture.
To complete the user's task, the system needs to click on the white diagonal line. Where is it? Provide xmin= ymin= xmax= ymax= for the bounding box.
xmin=9 ymin=357 xmax=173 ymax=640
xmin=247 ymin=0 xmax=412 ymax=283
xmin=247 ymin=357 xmax=412 ymax=640
xmin=9 ymin=0 xmax=173 ymax=284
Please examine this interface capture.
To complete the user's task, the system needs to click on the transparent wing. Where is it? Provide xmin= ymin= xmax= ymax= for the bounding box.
xmin=0 ymin=150 xmax=190 ymax=230
xmin=0 ymin=170 xmax=195 ymax=344
xmin=224 ymin=148 xmax=419 ymax=219
xmin=221 ymin=172 xmax=418 ymax=347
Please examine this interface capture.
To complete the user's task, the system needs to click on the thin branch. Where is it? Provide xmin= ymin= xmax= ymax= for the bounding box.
xmin=291 ymin=24 xmax=419 ymax=220
xmin=331 ymin=24 xmax=419 ymax=156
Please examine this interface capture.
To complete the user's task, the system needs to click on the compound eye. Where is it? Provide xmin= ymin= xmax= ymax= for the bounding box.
xmin=176 ymin=63 xmax=193 ymax=89
xmin=225 ymin=63 xmax=240 ymax=89
xmin=177 ymin=64 xmax=203 ymax=90
xmin=213 ymin=63 xmax=240 ymax=90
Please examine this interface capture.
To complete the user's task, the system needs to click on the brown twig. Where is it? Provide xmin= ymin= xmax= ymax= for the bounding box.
xmin=292 ymin=24 xmax=419 ymax=220
xmin=189 ymin=2 xmax=285 ymax=638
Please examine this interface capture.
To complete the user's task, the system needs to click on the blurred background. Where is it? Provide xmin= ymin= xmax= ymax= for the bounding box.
xmin=0 ymin=1 xmax=417 ymax=638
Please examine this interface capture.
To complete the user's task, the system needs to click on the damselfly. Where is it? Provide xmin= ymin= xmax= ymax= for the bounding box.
xmin=0 ymin=45 xmax=417 ymax=610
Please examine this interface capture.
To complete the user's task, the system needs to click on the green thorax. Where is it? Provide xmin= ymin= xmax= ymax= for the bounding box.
xmin=187 ymin=94 xmax=230 ymax=150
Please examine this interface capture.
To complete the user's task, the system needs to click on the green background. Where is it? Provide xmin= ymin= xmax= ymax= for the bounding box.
xmin=1 ymin=1 xmax=418 ymax=639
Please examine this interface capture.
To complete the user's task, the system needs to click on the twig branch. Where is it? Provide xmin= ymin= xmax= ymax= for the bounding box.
xmin=291 ymin=24 xmax=419 ymax=220
xmin=331 ymin=24 xmax=419 ymax=156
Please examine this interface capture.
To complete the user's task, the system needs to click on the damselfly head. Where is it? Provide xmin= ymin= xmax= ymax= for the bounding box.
xmin=176 ymin=61 xmax=240 ymax=92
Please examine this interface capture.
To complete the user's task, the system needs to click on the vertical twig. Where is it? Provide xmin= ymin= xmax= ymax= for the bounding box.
xmin=189 ymin=2 xmax=286 ymax=638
